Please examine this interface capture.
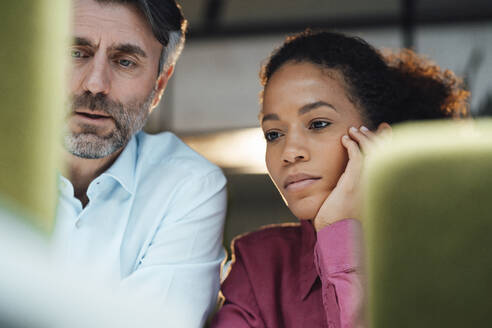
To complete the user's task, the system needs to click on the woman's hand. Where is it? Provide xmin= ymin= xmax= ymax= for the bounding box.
xmin=313 ymin=124 xmax=391 ymax=232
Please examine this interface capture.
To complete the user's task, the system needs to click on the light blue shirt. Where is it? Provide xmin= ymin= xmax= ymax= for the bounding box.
xmin=52 ymin=131 xmax=227 ymax=327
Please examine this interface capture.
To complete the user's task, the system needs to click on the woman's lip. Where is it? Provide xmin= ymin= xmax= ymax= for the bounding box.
xmin=285 ymin=177 xmax=321 ymax=192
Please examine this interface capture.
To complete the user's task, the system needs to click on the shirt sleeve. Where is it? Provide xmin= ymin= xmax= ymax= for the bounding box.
xmin=314 ymin=219 xmax=365 ymax=328
xmin=120 ymin=169 xmax=227 ymax=328
xmin=211 ymin=240 xmax=266 ymax=328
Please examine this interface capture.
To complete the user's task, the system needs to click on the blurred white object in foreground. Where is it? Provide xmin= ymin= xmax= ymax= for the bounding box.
xmin=0 ymin=207 xmax=178 ymax=328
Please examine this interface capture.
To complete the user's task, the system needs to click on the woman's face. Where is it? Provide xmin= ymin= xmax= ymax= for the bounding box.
xmin=261 ymin=62 xmax=365 ymax=220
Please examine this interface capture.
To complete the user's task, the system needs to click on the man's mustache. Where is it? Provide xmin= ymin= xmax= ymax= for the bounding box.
xmin=72 ymin=92 xmax=123 ymax=116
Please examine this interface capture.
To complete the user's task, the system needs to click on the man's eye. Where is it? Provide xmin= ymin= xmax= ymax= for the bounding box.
xmin=71 ymin=50 xmax=84 ymax=58
xmin=264 ymin=131 xmax=282 ymax=142
xmin=309 ymin=120 xmax=330 ymax=129
xmin=118 ymin=59 xmax=135 ymax=68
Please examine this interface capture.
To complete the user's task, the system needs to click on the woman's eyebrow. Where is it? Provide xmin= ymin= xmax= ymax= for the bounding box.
xmin=298 ymin=101 xmax=337 ymax=115
xmin=261 ymin=113 xmax=280 ymax=123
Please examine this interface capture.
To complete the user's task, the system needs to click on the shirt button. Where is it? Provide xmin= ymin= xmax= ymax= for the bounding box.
xmin=75 ymin=220 xmax=81 ymax=229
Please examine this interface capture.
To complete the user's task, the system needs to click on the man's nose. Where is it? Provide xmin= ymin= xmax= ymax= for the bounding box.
xmin=281 ymin=133 xmax=309 ymax=165
xmin=82 ymin=55 xmax=111 ymax=95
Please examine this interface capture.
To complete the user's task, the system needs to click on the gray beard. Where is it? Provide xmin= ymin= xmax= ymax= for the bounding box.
xmin=64 ymin=89 xmax=155 ymax=159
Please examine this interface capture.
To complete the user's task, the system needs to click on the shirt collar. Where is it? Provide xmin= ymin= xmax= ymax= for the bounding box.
xmin=299 ymin=219 xmax=319 ymax=300
xmin=102 ymin=135 xmax=137 ymax=195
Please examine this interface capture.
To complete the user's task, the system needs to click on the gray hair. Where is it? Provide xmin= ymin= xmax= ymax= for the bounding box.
xmin=95 ymin=0 xmax=188 ymax=76
xmin=158 ymin=27 xmax=186 ymax=74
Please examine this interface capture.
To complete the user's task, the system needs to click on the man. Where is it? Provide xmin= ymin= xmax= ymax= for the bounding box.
xmin=52 ymin=0 xmax=227 ymax=326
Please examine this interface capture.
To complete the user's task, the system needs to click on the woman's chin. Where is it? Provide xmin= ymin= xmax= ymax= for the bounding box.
xmin=287 ymin=196 xmax=324 ymax=221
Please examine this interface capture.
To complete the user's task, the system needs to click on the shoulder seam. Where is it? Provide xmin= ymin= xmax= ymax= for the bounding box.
xmin=231 ymin=221 xmax=300 ymax=246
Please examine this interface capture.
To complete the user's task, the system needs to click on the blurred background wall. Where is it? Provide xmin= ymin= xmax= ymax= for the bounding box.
xmin=143 ymin=0 xmax=492 ymax=250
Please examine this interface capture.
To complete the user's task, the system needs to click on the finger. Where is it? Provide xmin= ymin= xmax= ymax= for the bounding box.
xmin=360 ymin=125 xmax=377 ymax=139
xmin=348 ymin=126 xmax=373 ymax=153
xmin=376 ymin=122 xmax=393 ymax=140
xmin=376 ymin=122 xmax=392 ymax=135
xmin=342 ymin=134 xmax=362 ymax=161
xmin=341 ymin=135 xmax=363 ymax=189
xmin=362 ymin=124 xmax=392 ymax=150
xmin=364 ymin=123 xmax=392 ymax=149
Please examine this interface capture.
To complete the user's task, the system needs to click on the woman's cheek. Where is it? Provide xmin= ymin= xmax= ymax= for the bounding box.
xmin=323 ymin=141 xmax=350 ymax=188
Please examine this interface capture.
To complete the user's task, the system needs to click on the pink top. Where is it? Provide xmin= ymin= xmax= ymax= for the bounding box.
xmin=211 ymin=219 xmax=363 ymax=328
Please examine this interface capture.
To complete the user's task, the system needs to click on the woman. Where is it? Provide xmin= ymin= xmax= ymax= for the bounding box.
xmin=211 ymin=30 xmax=468 ymax=328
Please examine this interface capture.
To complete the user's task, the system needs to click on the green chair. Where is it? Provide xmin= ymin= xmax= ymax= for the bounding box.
xmin=364 ymin=119 xmax=492 ymax=327
xmin=0 ymin=1 xmax=69 ymax=233
xmin=0 ymin=4 xmax=175 ymax=327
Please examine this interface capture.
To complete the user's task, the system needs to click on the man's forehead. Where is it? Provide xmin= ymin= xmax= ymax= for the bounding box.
xmin=72 ymin=0 xmax=161 ymax=51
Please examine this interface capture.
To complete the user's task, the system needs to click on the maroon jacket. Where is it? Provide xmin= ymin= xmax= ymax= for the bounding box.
xmin=211 ymin=219 xmax=363 ymax=328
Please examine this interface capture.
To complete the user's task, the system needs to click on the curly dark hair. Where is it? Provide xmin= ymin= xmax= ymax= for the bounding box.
xmin=260 ymin=30 xmax=469 ymax=129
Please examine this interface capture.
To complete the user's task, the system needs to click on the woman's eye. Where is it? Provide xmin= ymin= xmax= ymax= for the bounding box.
xmin=264 ymin=131 xmax=282 ymax=142
xmin=309 ymin=120 xmax=330 ymax=129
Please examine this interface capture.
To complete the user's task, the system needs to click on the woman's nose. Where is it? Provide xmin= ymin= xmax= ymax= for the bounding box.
xmin=281 ymin=134 xmax=309 ymax=164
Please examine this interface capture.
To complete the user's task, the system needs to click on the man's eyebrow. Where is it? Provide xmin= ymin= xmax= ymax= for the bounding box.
xmin=261 ymin=113 xmax=280 ymax=123
xmin=112 ymin=43 xmax=147 ymax=58
xmin=72 ymin=38 xmax=147 ymax=58
xmin=73 ymin=37 xmax=93 ymax=47
xmin=299 ymin=101 xmax=337 ymax=115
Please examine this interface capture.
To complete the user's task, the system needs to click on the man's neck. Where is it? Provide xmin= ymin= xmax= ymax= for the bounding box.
xmin=65 ymin=148 xmax=123 ymax=207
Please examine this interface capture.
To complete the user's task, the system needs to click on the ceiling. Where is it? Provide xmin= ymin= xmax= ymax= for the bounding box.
xmin=178 ymin=0 xmax=492 ymax=39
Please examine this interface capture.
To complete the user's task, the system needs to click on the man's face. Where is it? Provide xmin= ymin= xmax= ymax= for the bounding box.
xmin=66 ymin=0 xmax=164 ymax=159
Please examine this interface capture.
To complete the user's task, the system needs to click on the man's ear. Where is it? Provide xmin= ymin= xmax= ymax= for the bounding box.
xmin=150 ymin=65 xmax=175 ymax=112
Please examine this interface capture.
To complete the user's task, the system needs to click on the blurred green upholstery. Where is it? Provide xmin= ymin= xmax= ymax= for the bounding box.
xmin=364 ymin=119 xmax=492 ymax=327
xmin=0 ymin=1 xmax=69 ymax=233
